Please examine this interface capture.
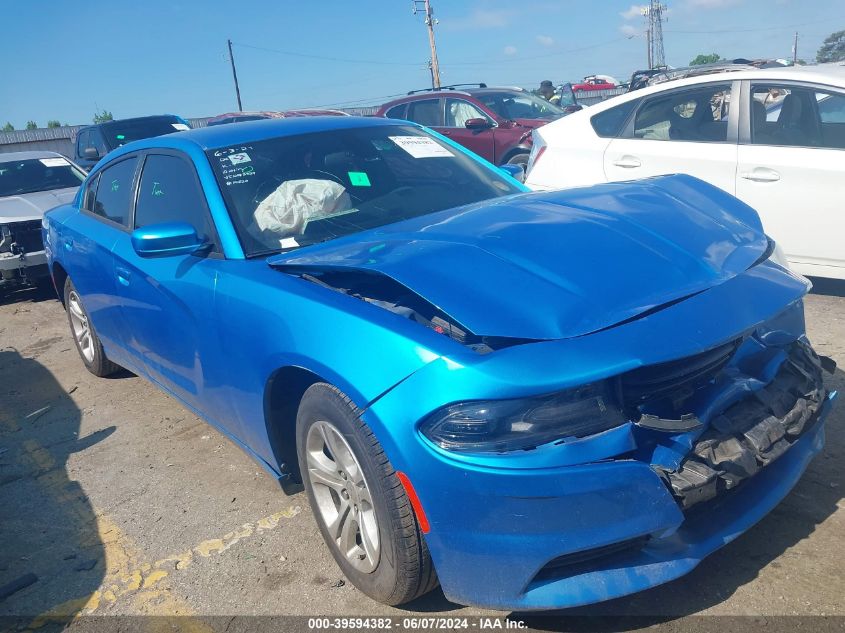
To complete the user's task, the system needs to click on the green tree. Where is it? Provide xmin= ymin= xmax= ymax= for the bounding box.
xmin=817 ymin=30 xmax=845 ymax=63
xmin=689 ymin=53 xmax=722 ymax=66
xmin=1 ymin=122 xmax=13 ymax=132
xmin=47 ymin=120 xmax=62 ymax=128
xmin=93 ymin=110 xmax=114 ymax=124
xmin=25 ymin=121 xmax=38 ymax=130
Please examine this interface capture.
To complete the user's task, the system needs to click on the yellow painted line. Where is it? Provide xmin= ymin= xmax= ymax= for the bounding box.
xmin=14 ymin=428 xmax=301 ymax=627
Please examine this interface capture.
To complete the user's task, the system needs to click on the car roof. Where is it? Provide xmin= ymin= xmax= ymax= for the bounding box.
xmin=79 ymin=114 xmax=183 ymax=131
xmin=0 ymin=150 xmax=66 ymax=162
xmin=101 ymin=116 xmax=412 ymax=158
xmin=587 ymin=62 xmax=845 ymax=113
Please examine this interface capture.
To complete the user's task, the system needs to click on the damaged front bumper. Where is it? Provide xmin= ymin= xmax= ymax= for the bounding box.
xmin=362 ymin=268 xmax=837 ymax=610
xmin=664 ymin=341 xmax=828 ymax=509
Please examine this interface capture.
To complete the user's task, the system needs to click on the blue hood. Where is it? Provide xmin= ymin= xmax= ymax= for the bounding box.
xmin=269 ymin=175 xmax=769 ymax=341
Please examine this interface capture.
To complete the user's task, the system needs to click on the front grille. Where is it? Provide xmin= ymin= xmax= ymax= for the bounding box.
xmin=619 ymin=338 xmax=741 ymax=407
xmin=10 ymin=220 xmax=44 ymax=254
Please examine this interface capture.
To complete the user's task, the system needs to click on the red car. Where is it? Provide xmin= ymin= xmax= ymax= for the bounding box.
xmin=376 ymin=84 xmax=566 ymax=167
xmin=571 ymin=76 xmax=617 ymax=92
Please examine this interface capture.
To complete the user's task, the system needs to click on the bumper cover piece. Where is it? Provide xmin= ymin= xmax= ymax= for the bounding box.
xmin=666 ymin=342 xmax=826 ymax=509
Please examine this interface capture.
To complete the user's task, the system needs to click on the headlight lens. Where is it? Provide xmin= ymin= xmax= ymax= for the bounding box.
xmin=419 ymin=382 xmax=625 ymax=453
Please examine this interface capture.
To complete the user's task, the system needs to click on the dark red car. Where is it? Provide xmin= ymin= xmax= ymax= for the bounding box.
xmin=376 ymin=84 xmax=566 ymax=167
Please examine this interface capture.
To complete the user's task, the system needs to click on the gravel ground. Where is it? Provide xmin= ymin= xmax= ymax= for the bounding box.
xmin=0 ymin=281 xmax=842 ymax=630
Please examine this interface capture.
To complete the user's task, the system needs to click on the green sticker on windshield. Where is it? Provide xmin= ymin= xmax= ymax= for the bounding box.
xmin=348 ymin=171 xmax=371 ymax=187
xmin=116 ymin=134 xmax=125 ymax=140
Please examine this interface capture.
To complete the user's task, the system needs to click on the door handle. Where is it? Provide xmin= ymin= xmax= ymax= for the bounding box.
xmin=612 ymin=156 xmax=641 ymax=168
xmin=115 ymin=266 xmax=131 ymax=287
xmin=63 ymin=237 xmax=73 ymax=251
xmin=740 ymin=168 xmax=780 ymax=183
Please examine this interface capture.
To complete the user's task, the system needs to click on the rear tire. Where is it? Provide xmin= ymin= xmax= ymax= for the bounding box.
xmin=296 ymin=382 xmax=438 ymax=605
xmin=505 ymin=152 xmax=529 ymax=168
xmin=64 ymin=277 xmax=121 ymax=377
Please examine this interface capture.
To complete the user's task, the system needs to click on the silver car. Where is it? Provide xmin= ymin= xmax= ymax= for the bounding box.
xmin=0 ymin=151 xmax=85 ymax=293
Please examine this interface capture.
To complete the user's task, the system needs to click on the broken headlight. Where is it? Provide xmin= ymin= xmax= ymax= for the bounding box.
xmin=420 ymin=382 xmax=625 ymax=453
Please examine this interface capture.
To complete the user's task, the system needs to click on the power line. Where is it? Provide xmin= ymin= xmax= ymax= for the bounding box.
xmin=231 ymin=41 xmax=424 ymax=67
xmin=664 ymin=17 xmax=837 ymax=34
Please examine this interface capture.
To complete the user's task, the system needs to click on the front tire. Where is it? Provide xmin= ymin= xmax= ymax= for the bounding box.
xmin=296 ymin=383 xmax=438 ymax=605
xmin=64 ymin=277 xmax=121 ymax=377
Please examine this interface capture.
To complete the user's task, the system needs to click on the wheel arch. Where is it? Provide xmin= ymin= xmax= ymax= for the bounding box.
xmin=51 ymin=261 xmax=69 ymax=305
xmin=500 ymin=146 xmax=531 ymax=165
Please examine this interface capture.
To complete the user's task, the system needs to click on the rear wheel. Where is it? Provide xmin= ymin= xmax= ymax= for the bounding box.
xmin=64 ymin=277 xmax=121 ymax=377
xmin=505 ymin=152 xmax=529 ymax=168
xmin=296 ymin=382 xmax=438 ymax=605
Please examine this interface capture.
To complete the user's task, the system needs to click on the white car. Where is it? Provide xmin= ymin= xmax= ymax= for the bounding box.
xmin=525 ymin=63 xmax=845 ymax=280
xmin=0 ymin=151 xmax=85 ymax=293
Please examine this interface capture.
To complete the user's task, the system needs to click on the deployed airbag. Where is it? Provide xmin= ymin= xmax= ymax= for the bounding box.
xmin=254 ymin=179 xmax=352 ymax=237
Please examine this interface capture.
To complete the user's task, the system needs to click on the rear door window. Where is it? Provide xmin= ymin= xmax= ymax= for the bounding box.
xmin=632 ymin=85 xmax=731 ymax=142
xmin=90 ymin=157 xmax=138 ymax=226
xmin=406 ymin=99 xmax=442 ymax=127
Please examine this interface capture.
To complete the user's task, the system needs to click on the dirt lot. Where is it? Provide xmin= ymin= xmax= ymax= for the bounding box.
xmin=0 ymin=282 xmax=843 ymax=630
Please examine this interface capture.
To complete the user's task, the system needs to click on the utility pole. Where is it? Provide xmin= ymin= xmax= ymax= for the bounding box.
xmin=642 ymin=1 xmax=667 ymax=69
xmin=413 ymin=1 xmax=441 ymax=89
xmin=227 ymin=39 xmax=243 ymax=112
xmin=792 ymin=31 xmax=799 ymax=64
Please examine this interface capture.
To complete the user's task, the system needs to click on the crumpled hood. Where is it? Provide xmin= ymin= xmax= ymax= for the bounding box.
xmin=0 ymin=187 xmax=78 ymax=222
xmin=269 ymin=175 xmax=769 ymax=341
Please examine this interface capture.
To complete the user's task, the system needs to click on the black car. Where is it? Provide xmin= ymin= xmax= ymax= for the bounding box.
xmin=73 ymin=115 xmax=191 ymax=170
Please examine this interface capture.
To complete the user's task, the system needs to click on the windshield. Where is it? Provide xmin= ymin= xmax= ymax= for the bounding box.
xmin=0 ymin=157 xmax=85 ymax=197
xmin=209 ymin=124 xmax=522 ymax=257
xmin=476 ymin=91 xmax=566 ymax=120
xmin=100 ymin=117 xmax=189 ymax=149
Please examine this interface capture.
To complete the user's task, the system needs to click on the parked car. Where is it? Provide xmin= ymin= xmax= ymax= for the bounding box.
xmin=0 ymin=151 xmax=85 ymax=293
xmin=627 ymin=62 xmax=757 ymax=92
xmin=206 ymin=109 xmax=350 ymax=126
xmin=74 ymin=115 xmax=191 ymax=170
xmin=44 ymin=116 xmax=835 ymax=610
xmin=526 ymin=63 xmax=845 ymax=280
xmin=571 ymin=75 xmax=617 ymax=92
xmin=377 ymin=84 xmax=567 ymax=167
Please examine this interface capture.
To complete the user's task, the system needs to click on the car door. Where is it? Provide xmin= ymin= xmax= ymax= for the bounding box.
xmin=441 ymin=98 xmax=497 ymax=163
xmin=109 ymin=151 xmax=230 ymax=421
xmin=60 ymin=155 xmax=140 ymax=362
xmin=736 ymin=81 xmax=845 ymax=279
xmin=603 ymin=81 xmax=739 ymax=194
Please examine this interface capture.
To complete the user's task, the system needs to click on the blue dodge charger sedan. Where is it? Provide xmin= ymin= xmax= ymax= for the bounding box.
xmin=43 ymin=116 xmax=836 ymax=610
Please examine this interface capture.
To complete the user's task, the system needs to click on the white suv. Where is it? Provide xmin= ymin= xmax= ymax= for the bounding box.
xmin=525 ymin=63 xmax=845 ymax=280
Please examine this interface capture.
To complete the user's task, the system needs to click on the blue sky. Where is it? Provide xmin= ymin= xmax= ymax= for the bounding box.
xmin=2 ymin=0 xmax=842 ymax=127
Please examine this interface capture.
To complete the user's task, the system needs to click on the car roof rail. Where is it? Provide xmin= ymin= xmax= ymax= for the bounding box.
xmin=407 ymin=83 xmax=488 ymax=95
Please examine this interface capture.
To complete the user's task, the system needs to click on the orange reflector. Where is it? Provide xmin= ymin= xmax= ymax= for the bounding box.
xmin=396 ymin=471 xmax=431 ymax=534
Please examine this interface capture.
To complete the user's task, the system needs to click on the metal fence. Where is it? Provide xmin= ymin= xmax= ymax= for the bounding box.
xmin=575 ymin=87 xmax=628 ymax=107
xmin=0 ymin=126 xmax=82 ymax=158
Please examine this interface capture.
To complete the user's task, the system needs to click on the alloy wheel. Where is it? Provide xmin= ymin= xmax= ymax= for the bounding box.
xmin=67 ymin=290 xmax=94 ymax=363
xmin=306 ymin=420 xmax=380 ymax=573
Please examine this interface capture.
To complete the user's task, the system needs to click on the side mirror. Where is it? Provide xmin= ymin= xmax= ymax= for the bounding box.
xmin=499 ymin=163 xmax=525 ymax=182
xmin=564 ymin=104 xmax=584 ymax=114
xmin=83 ymin=147 xmax=101 ymax=161
xmin=464 ymin=117 xmax=491 ymax=130
xmin=131 ymin=222 xmax=204 ymax=258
